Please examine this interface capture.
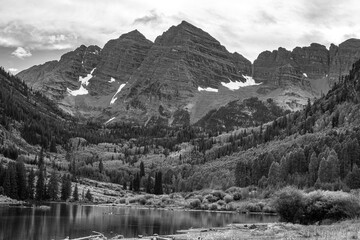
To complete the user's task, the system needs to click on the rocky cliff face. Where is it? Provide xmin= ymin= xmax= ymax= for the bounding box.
xmin=254 ymin=40 xmax=360 ymax=88
xmin=253 ymin=44 xmax=329 ymax=86
xmin=88 ymin=30 xmax=153 ymax=96
xmin=328 ymin=39 xmax=360 ymax=85
xmin=17 ymin=45 xmax=101 ymax=101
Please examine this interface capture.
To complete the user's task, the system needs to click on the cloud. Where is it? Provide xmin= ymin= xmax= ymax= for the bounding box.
xmin=0 ymin=21 xmax=80 ymax=50
xmin=257 ymin=11 xmax=277 ymax=25
xmin=8 ymin=68 xmax=18 ymax=72
xmin=11 ymin=47 xmax=32 ymax=59
xmin=133 ymin=10 xmax=163 ymax=25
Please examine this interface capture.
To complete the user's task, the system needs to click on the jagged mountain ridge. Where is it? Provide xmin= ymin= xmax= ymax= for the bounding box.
xmin=16 ymin=21 xmax=360 ymax=127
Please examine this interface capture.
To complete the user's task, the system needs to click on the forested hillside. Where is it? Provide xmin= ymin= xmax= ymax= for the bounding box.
xmin=1 ymin=57 xmax=360 ymax=203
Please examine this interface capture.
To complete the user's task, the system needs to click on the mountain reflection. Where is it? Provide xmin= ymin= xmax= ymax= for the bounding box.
xmin=0 ymin=203 xmax=277 ymax=240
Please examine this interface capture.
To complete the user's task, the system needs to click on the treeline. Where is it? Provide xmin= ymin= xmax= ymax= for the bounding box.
xmin=0 ymin=148 xmax=92 ymax=202
xmin=234 ymin=58 xmax=360 ymax=190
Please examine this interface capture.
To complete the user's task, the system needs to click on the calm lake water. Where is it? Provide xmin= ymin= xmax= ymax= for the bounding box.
xmin=0 ymin=203 xmax=278 ymax=240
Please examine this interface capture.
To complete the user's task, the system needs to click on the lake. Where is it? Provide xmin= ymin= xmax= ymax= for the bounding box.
xmin=0 ymin=203 xmax=278 ymax=240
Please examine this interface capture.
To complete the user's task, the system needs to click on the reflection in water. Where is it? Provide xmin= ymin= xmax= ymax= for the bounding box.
xmin=0 ymin=203 xmax=278 ymax=240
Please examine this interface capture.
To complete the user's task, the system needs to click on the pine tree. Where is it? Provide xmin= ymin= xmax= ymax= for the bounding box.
xmin=99 ymin=159 xmax=104 ymax=174
xmin=85 ymin=189 xmax=92 ymax=202
xmin=140 ymin=161 xmax=145 ymax=178
xmin=6 ymin=163 xmax=18 ymax=199
xmin=268 ymin=161 xmax=280 ymax=186
xmin=48 ymin=169 xmax=59 ymax=200
xmin=15 ymin=160 xmax=27 ymax=200
xmin=308 ymin=152 xmax=320 ymax=185
xmin=146 ymin=174 xmax=153 ymax=193
xmin=28 ymin=168 xmax=35 ymax=200
xmin=38 ymin=147 xmax=44 ymax=168
xmin=73 ymin=184 xmax=79 ymax=201
xmin=36 ymin=167 xmax=46 ymax=201
xmin=345 ymin=164 xmax=360 ymax=189
xmin=50 ymin=138 xmax=57 ymax=153
xmin=133 ymin=173 xmax=140 ymax=192
xmin=235 ymin=160 xmax=251 ymax=187
xmin=61 ymin=174 xmax=72 ymax=201
xmin=154 ymin=171 xmax=163 ymax=195
xmin=279 ymin=155 xmax=290 ymax=182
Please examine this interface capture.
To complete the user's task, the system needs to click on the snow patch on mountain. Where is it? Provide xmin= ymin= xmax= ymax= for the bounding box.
xmin=67 ymin=85 xmax=88 ymax=96
xmin=110 ymin=83 xmax=127 ymax=105
xmin=105 ymin=117 xmax=116 ymax=124
xmin=221 ymin=75 xmax=261 ymax=90
xmin=79 ymin=68 xmax=95 ymax=86
xmin=198 ymin=86 xmax=218 ymax=92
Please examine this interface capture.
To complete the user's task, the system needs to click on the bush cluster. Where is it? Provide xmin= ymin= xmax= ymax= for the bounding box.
xmin=274 ymin=187 xmax=360 ymax=224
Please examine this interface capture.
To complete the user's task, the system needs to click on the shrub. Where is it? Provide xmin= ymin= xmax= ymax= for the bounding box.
xmin=212 ymin=190 xmax=226 ymax=200
xmin=302 ymin=191 xmax=360 ymax=224
xmin=193 ymin=195 xmax=204 ymax=202
xmin=138 ymin=197 xmax=147 ymax=205
xmin=241 ymin=188 xmax=250 ymax=199
xmin=217 ymin=200 xmax=226 ymax=206
xmin=275 ymin=187 xmax=360 ymax=224
xmin=189 ymin=199 xmax=201 ymax=209
xmin=245 ymin=202 xmax=262 ymax=212
xmin=274 ymin=187 xmax=305 ymax=223
xmin=232 ymin=192 xmax=242 ymax=201
xmin=263 ymin=205 xmax=276 ymax=214
xmin=224 ymin=194 xmax=233 ymax=203
xmin=204 ymin=194 xmax=217 ymax=203
xmin=226 ymin=203 xmax=235 ymax=211
xmin=209 ymin=203 xmax=218 ymax=211
xmin=201 ymin=204 xmax=209 ymax=210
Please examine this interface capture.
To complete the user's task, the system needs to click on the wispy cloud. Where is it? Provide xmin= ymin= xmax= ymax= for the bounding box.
xmin=133 ymin=10 xmax=163 ymax=25
xmin=11 ymin=47 xmax=32 ymax=59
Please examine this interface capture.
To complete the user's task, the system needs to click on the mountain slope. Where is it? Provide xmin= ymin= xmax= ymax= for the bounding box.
xmin=16 ymin=21 xmax=360 ymax=128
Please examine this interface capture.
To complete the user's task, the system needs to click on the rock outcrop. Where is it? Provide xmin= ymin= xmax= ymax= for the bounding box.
xmin=328 ymin=38 xmax=360 ymax=85
xmin=88 ymin=30 xmax=153 ymax=96
xmin=253 ymin=44 xmax=329 ymax=86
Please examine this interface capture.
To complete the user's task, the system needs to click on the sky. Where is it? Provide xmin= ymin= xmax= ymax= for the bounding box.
xmin=1 ymin=0 xmax=360 ymax=73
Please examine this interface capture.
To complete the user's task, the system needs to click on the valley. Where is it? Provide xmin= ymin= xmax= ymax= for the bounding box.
xmin=3 ymin=18 xmax=360 ymax=240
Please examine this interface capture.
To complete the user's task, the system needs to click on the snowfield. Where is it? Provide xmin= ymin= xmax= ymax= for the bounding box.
xmin=221 ymin=75 xmax=261 ymax=90
xmin=67 ymin=85 xmax=89 ymax=96
xmin=110 ymin=83 xmax=127 ymax=105
xmin=198 ymin=86 xmax=218 ymax=92
xmin=105 ymin=117 xmax=116 ymax=124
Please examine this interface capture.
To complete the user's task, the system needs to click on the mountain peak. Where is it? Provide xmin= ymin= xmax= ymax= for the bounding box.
xmin=119 ymin=29 xmax=147 ymax=41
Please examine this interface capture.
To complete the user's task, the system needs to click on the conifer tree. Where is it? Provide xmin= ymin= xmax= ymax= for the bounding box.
xmin=73 ymin=184 xmax=79 ymax=201
xmin=308 ymin=152 xmax=320 ymax=185
xmin=61 ymin=174 xmax=72 ymax=201
xmin=85 ymin=189 xmax=92 ymax=202
xmin=99 ymin=159 xmax=104 ymax=174
xmin=48 ymin=169 xmax=59 ymax=200
xmin=345 ymin=164 xmax=360 ymax=189
xmin=16 ymin=160 xmax=27 ymax=200
xmin=268 ymin=161 xmax=280 ymax=186
xmin=140 ymin=161 xmax=145 ymax=178
xmin=28 ymin=168 xmax=35 ymax=200
xmin=36 ymin=167 xmax=46 ymax=201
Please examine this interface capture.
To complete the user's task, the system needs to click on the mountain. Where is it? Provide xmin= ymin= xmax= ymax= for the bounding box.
xmin=16 ymin=21 xmax=360 ymax=128
xmin=106 ymin=20 xmax=253 ymax=125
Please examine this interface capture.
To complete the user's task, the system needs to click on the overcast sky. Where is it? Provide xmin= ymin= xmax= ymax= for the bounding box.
xmin=1 ymin=0 xmax=360 ymax=73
